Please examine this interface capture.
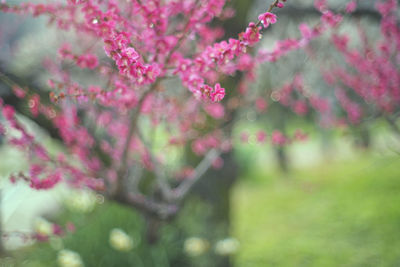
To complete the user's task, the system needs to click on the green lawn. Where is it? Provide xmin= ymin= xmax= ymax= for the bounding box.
xmin=233 ymin=153 xmax=400 ymax=267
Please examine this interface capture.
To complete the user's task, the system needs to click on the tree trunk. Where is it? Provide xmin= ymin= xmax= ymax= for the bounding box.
xmin=275 ymin=146 xmax=289 ymax=174
xmin=193 ymin=151 xmax=238 ymax=267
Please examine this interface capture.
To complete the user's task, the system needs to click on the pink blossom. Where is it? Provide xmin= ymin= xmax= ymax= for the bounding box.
xmin=29 ymin=94 xmax=40 ymax=117
xmin=294 ymin=129 xmax=308 ymax=141
xmin=258 ymin=12 xmax=277 ymax=28
xmin=314 ymin=0 xmax=327 ymax=12
xmin=58 ymin=43 xmax=73 ymax=59
xmin=52 ymin=224 xmax=64 ymax=236
xmin=210 ymin=83 xmax=225 ymax=102
xmin=256 ymin=131 xmax=267 ymax=143
xmin=293 ymin=100 xmax=308 ymax=116
xmin=76 ymin=54 xmax=98 ymax=69
xmin=271 ymin=130 xmax=286 ymax=146
xmin=30 ymin=170 xmax=62 ymax=190
xmin=242 ymin=22 xmax=262 ymax=46
xmin=34 ymin=145 xmax=50 ymax=161
xmin=12 ymin=86 xmax=26 ymax=98
xmin=321 ymin=11 xmax=342 ymax=27
xmin=2 ymin=105 xmax=15 ymax=120
xmin=205 ymin=103 xmax=225 ymax=119
xmin=376 ymin=0 xmax=397 ymax=16
xmin=255 ymin=98 xmax=268 ymax=112
xmin=332 ymin=34 xmax=349 ymax=52
xmin=345 ymin=1 xmax=357 ymax=13
xmin=299 ymin=23 xmax=313 ymax=40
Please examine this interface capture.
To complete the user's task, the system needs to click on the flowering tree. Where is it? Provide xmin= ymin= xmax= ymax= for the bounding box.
xmin=0 ymin=0 xmax=399 ymax=251
xmin=0 ymin=0 xmax=284 ymax=219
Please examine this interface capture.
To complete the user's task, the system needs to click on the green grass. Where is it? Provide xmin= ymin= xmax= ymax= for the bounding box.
xmin=233 ymin=153 xmax=400 ymax=267
xmin=13 ymin=201 xmax=185 ymax=267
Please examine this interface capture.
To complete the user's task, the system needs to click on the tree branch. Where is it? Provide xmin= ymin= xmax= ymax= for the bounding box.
xmin=115 ymin=190 xmax=179 ymax=220
xmin=136 ymin=129 xmax=174 ymax=202
xmin=173 ymin=149 xmax=220 ymax=201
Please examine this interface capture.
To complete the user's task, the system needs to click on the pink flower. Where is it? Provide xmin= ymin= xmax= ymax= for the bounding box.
xmin=67 ymin=0 xmax=81 ymax=4
xmin=321 ymin=11 xmax=342 ymax=27
xmin=314 ymin=0 xmax=327 ymax=12
xmin=345 ymin=1 xmax=357 ymax=13
xmin=294 ymin=129 xmax=308 ymax=141
xmin=76 ymin=54 xmax=98 ymax=69
xmin=293 ymin=100 xmax=308 ymax=116
xmin=122 ymin=47 xmax=139 ymax=62
xmin=143 ymin=64 xmax=160 ymax=83
xmin=299 ymin=23 xmax=313 ymax=40
xmin=205 ymin=103 xmax=225 ymax=119
xmin=12 ymin=86 xmax=26 ymax=98
xmin=332 ymin=34 xmax=349 ymax=52
xmin=271 ymin=130 xmax=286 ymax=146
xmin=242 ymin=22 xmax=262 ymax=46
xmin=255 ymin=98 xmax=268 ymax=112
xmin=114 ymin=32 xmax=130 ymax=49
xmin=2 ymin=105 xmax=15 ymax=120
xmin=210 ymin=83 xmax=225 ymax=102
xmin=34 ymin=145 xmax=50 ymax=161
xmin=30 ymin=170 xmax=62 ymax=190
xmin=58 ymin=43 xmax=73 ymax=59
xmin=52 ymin=224 xmax=64 ymax=236
xmin=192 ymin=139 xmax=207 ymax=155
xmin=258 ymin=12 xmax=277 ymax=28
xmin=376 ymin=0 xmax=396 ymax=16
xmin=256 ymin=131 xmax=267 ymax=143
xmin=29 ymin=94 xmax=40 ymax=117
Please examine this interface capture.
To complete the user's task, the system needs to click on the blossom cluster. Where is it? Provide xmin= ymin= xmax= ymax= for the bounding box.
xmin=0 ymin=0 xmax=288 ymax=192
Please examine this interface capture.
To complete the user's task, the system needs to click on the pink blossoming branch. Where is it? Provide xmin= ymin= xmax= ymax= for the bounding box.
xmin=268 ymin=0 xmax=400 ymax=128
xmin=0 ymin=0 xmax=288 ymax=220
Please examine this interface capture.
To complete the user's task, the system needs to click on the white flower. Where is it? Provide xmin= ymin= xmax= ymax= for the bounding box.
xmin=57 ymin=249 xmax=84 ymax=267
xmin=183 ymin=237 xmax=209 ymax=256
xmin=214 ymin=238 xmax=240 ymax=256
xmin=33 ymin=217 xmax=53 ymax=236
xmin=109 ymin=228 xmax=134 ymax=252
xmin=66 ymin=189 xmax=97 ymax=213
